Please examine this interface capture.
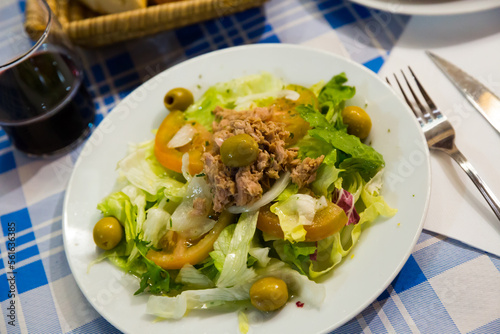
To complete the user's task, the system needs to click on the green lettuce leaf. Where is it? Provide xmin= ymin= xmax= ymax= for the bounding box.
xmin=97 ymin=192 xmax=136 ymax=246
xmin=296 ymin=105 xmax=330 ymax=128
xmin=318 ymin=72 xmax=356 ymax=108
xmin=297 ymin=136 xmax=335 ymax=160
xmin=134 ymin=238 xmax=175 ymax=295
xmin=359 ymin=169 xmax=398 ymax=220
xmin=311 ymin=150 xmax=342 ymax=198
xmin=275 ymin=183 xmax=299 ymax=202
xmin=184 ymin=72 xmax=285 ymax=129
xmin=273 ymin=240 xmax=317 ymax=275
xmin=210 ymin=224 xmax=236 ymax=272
xmin=309 ymin=127 xmax=384 ymax=180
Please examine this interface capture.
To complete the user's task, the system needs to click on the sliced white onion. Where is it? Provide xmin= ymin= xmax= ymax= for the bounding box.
xmin=167 ymin=124 xmax=197 ymax=148
xmin=214 ymin=136 xmax=224 ymax=147
xmin=282 ymin=90 xmax=300 ymax=101
xmin=227 ymin=172 xmax=291 ymax=214
xmin=181 ymin=152 xmax=192 ymax=182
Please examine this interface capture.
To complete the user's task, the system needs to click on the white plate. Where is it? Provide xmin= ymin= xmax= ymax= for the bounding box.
xmin=63 ymin=44 xmax=430 ymax=334
xmin=349 ymin=0 xmax=500 ymax=16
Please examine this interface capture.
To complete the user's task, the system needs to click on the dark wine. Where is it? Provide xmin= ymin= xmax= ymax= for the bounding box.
xmin=0 ymin=50 xmax=95 ymax=156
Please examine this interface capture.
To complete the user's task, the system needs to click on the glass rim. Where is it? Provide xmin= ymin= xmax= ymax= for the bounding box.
xmin=0 ymin=0 xmax=52 ymax=71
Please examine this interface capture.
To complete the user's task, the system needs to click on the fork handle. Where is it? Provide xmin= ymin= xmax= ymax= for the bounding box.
xmin=450 ymin=149 xmax=500 ymax=221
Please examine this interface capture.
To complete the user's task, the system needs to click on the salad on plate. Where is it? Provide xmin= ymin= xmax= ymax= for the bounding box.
xmin=91 ymin=72 xmax=397 ymax=329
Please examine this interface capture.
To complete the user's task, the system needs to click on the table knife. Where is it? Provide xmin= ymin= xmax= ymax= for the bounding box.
xmin=426 ymin=51 xmax=500 ymax=135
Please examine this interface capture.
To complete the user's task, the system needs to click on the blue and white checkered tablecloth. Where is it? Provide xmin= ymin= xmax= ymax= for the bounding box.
xmin=1 ymin=0 xmax=499 ymax=333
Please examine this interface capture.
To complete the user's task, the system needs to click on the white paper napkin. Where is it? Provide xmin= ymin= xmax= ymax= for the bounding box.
xmin=379 ymin=9 xmax=500 ymax=257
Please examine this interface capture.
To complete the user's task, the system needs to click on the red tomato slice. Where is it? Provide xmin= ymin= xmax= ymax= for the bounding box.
xmin=154 ymin=111 xmax=212 ymax=175
xmin=147 ymin=212 xmax=234 ymax=269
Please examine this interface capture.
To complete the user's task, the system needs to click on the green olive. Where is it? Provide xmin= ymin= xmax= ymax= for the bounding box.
xmin=220 ymin=133 xmax=259 ymax=168
xmin=250 ymin=277 xmax=288 ymax=312
xmin=93 ymin=217 xmax=123 ymax=250
xmin=342 ymin=106 xmax=372 ymax=140
xmin=164 ymin=87 xmax=194 ymax=111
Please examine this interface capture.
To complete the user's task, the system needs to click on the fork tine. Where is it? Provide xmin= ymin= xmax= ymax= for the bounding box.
xmin=408 ymin=67 xmax=441 ymax=118
xmin=390 ymin=74 xmax=424 ymax=126
xmin=400 ymin=69 xmax=434 ymax=121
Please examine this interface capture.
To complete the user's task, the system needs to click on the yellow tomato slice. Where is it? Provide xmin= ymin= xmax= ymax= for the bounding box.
xmin=270 ymin=84 xmax=317 ymax=145
xmin=257 ymin=202 xmax=348 ymax=242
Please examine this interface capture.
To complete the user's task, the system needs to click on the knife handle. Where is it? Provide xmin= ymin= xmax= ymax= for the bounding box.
xmin=451 ymin=149 xmax=500 ymax=222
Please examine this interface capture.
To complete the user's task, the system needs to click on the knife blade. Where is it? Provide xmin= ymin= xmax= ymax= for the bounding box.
xmin=426 ymin=51 xmax=500 ymax=135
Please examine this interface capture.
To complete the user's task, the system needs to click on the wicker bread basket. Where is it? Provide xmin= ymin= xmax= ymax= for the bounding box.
xmin=25 ymin=0 xmax=267 ymax=47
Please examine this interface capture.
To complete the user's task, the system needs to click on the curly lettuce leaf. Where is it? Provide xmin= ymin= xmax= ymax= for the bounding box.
xmin=134 ymin=238 xmax=175 ymax=295
xmin=360 ymin=169 xmax=398 ymax=220
xmin=307 ymin=171 xmax=397 ymax=278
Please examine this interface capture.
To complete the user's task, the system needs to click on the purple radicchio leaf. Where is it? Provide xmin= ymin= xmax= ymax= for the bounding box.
xmin=309 ymin=242 xmax=318 ymax=261
xmin=333 ymin=188 xmax=360 ymax=225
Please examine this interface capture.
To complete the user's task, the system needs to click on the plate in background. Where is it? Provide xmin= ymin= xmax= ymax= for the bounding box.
xmin=349 ymin=0 xmax=500 ymax=16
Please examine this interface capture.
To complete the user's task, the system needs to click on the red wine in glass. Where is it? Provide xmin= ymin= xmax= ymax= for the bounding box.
xmin=0 ymin=49 xmax=95 ymax=156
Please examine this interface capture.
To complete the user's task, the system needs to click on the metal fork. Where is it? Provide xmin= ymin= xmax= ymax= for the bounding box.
xmin=387 ymin=67 xmax=500 ymax=221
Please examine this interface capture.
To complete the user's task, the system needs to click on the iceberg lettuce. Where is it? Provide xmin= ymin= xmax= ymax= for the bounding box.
xmin=213 ymin=211 xmax=259 ymax=288
xmin=117 ymin=140 xmax=186 ymax=198
xmin=184 ymin=72 xmax=286 ymax=129
xmin=146 ymin=284 xmax=252 ymax=319
xmin=142 ymin=197 xmax=171 ymax=248
xmin=175 ymin=264 xmax=215 ymax=289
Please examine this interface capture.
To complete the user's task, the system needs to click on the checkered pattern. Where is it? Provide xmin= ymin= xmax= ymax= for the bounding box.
xmin=1 ymin=0 xmax=498 ymax=333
